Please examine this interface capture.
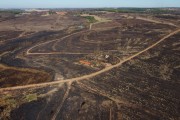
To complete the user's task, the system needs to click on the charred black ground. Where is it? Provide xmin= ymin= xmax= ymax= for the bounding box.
xmin=0 ymin=8 xmax=180 ymax=120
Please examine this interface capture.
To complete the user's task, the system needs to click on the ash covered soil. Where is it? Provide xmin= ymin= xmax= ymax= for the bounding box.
xmin=0 ymin=9 xmax=180 ymax=120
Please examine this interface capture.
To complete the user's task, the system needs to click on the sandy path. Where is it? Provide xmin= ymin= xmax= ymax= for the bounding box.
xmin=26 ymin=30 xmax=88 ymax=55
xmin=51 ymin=82 xmax=72 ymax=120
xmin=0 ymin=28 xmax=179 ymax=91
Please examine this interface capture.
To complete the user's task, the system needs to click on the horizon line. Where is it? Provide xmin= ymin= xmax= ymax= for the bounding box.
xmin=0 ymin=7 xmax=180 ymax=9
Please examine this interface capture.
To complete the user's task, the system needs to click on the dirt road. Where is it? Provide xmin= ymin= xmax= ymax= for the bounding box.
xmin=51 ymin=82 xmax=72 ymax=120
xmin=0 ymin=28 xmax=179 ymax=91
xmin=136 ymin=17 xmax=177 ymax=27
xmin=0 ymin=31 xmax=35 ymax=44
xmin=26 ymin=30 xmax=88 ymax=55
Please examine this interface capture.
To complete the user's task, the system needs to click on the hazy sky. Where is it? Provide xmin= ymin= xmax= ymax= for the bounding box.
xmin=0 ymin=0 xmax=180 ymax=8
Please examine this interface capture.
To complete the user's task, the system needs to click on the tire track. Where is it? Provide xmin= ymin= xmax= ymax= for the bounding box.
xmin=26 ymin=30 xmax=88 ymax=55
xmin=77 ymin=81 xmax=128 ymax=105
xmin=51 ymin=82 xmax=72 ymax=120
xmin=76 ymin=81 xmax=159 ymax=117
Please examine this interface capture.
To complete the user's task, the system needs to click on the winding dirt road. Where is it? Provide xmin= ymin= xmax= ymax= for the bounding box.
xmin=26 ymin=30 xmax=89 ymax=55
xmin=0 ymin=31 xmax=35 ymax=44
xmin=0 ymin=28 xmax=179 ymax=92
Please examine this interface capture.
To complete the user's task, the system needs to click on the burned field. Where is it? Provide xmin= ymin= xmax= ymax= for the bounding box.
xmin=0 ymin=9 xmax=180 ymax=120
xmin=77 ymin=33 xmax=180 ymax=119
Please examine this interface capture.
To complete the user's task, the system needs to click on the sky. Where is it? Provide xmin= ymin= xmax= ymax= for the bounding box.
xmin=0 ymin=0 xmax=180 ymax=8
